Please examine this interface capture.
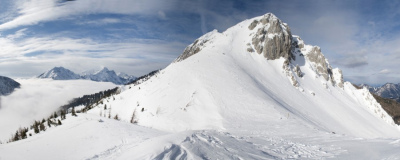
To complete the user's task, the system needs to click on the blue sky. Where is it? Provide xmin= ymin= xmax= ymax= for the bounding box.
xmin=0 ymin=0 xmax=399 ymax=86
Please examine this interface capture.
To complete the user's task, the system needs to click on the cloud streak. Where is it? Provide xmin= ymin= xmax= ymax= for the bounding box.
xmin=0 ymin=34 xmax=186 ymax=77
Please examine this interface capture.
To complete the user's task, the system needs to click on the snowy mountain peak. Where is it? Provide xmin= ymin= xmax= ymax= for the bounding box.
xmin=373 ymin=83 xmax=400 ymax=102
xmin=360 ymin=83 xmax=400 ymax=102
xmin=38 ymin=67 xmax=136 ymax=85
xmin=83 ymin=67 xmax=124 ymax=84
xmin=97 ymin=67 xmax=109 ymax=73
xmin=0 ymin=76 xmax=20 ymax=96
xmin=175 ymin=13 xmax=294 ymax=62
xmin=82 ymin=13 xmax=399 ymax=139
xmin=248 ymin=13 xmax=293 ymax=61
xmin=37 ymin=67 xmax=80 ymax=80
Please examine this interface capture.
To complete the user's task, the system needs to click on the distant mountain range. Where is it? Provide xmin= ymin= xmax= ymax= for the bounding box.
xmin=0 ymin=76 xmax=20 ymax=96
xmin=360 ymin=83 xmax=400 ymax=102
xmin=37 ymin=67 xmax=136 ymax=85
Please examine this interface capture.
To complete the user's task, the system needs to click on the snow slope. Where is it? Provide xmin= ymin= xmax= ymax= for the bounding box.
xmin=85 ymin=13 xmax=399 ymax=138
xmin=0 ymin=79 xmax=117 ymax=141
xmin=1 ymin=13 xmax=400 ymax=159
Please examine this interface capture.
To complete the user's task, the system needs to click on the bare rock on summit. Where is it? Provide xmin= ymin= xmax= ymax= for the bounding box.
xmin=306 ymin=46 xmax=331 ymax=81
xmin=250 ymin=13 xmax=293 ymax=61
xmin=174 ymin=30 xmax=218 ymax=62
xmin=332 ymin=68 xmax=344 ymax=88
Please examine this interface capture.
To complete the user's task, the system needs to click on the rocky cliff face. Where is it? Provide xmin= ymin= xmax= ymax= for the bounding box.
xmin=0 ymin=76 xmax=20 ymax=96
xmin=305 ymin=46 xmax=332 ymax=81
xmin=249 ymin=13 xmax=293 ymax=61
xmin=175 ymin=30 xmax=218 ymax=62
xmin=175 ymin=13 xmax=343 ymax=89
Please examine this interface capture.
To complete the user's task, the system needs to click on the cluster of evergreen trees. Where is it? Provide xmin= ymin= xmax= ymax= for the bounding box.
xmin=61 ymin=87 xmax=119 ymax=111
xmin=126 ymin=70 xmax=159 ymax=86
xmin=7 ymin=87 xmax=120 ymax=143
xmin=8 ymin=111 xmax=67 ymax=143
xmin=7 ymin=70 xmax=161 ymax=143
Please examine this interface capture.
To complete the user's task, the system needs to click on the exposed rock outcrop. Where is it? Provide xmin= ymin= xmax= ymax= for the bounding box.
xmin=305 ymin=46 xmax=332 ymax=81
xmin=250 ymin=13 xmax=293 ymax=61
xmin=332 ymin=68 xmax=344 ymax=88
xmin=175 ymin=30 xmax=218 ymax=62
xmin=294 ymin=65 xmax=303 ymax=78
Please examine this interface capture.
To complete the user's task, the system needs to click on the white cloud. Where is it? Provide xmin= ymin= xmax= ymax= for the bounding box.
xmin=77 ymin=18 xmax=122 ymax=26
xmin=0 ymin=34 xmax=186 ymax=77
xmin=0 ymin=0 xmax=176 ymax=30
xmin=6 ymin=28 xmax=28 ymax=40
xmin=379 ymin=69 xmax=390 ymax=74
xmin=0 ymin=79 xmax=117 ymax=141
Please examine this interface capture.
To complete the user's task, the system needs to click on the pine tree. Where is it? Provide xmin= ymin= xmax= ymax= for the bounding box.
xmin=12 ymin=131 xmax=19 ymax=142
xmin=114 ymin=114 xmax=119 ymax=120
xmin=130 ymin=109 xmax=137 ymax=124
xmin=108 ymin=107 xmax=111 ymax=119
xmin=19 ymin=128 xmax=27 ymax=139
xmin=60 ymin=110 xmax=66 ymax=120
xmin=39 ymin=123 xmax=46 ymax=131
xmin=58 ymin=119 xmax=62 ymax=125
xmin=53 ymin=112 xmax=58 ymax=118
xmin=47 ymin=118 xmax=52 ymax=128
xmin=71 ymin=107 xmax=77 ymax=116
xmin=104 ymin=104 xmax=107 ymax=110
xmin=34 ymin=121 xmax=40 ymax=134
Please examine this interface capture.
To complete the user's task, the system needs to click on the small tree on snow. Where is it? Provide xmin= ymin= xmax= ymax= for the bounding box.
xmin=71 ymin=107 xmax=77 ymax=116
xmin=47 ymin=119 xmax=52 ymax=128
xmin=12 ymin=131 xmax=19 ymax=142
xmin=39 ymin=123 xmax=46 ymax=131
xmin=114 ymin=114 xmax=119 ymax=121
xmin=130 ymin=109 xmax=137 ymax=124
xmin=58 ymin=119 xmax=62 ymax=125
xmin=108 ymin=107 xmax=111 ymax=119
xmin=33 ymin=121 xmax=40 ymax=134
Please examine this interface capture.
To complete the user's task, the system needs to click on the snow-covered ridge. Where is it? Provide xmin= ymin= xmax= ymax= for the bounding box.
xmin=85 ymin=13 xmax=399 ymax=138
xmin=0 ymin=76 xmax=20 ymax=96
xmin=37 ymin=67 xmax=136 ymax=85
xmin=2 ymin=12 xmax=400 ymax=160
xmin=38 ymin=67 xmax=80 ymax=80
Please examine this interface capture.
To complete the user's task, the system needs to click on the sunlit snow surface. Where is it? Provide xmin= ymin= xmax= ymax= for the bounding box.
xmin=1 ymin=14 xmax=400 ymax=159
xmin=0 ymin=78 xmax=117 ymax=140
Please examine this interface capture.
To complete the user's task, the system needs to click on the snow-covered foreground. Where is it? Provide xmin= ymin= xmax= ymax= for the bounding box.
xmin=0 ymin=114 xmax=399 ymax=159
xmin=1 ymin=13 xmax=400 ymax=159
xmin=0 ymin=79 xmax=117 ymax=141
